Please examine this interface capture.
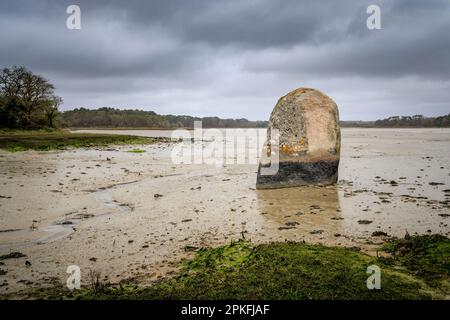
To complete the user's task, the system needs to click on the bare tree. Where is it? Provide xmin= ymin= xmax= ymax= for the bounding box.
xmin=0 ymin=66 xmax=62 ymax=128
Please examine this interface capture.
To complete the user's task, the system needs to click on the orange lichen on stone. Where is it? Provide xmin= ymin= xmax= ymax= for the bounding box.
xmin=279 ymin=138 xmax=308 ymax=155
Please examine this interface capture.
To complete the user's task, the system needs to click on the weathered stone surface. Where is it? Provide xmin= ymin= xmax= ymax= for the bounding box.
xmin=256 ymin=88 xmax=341 ymax=189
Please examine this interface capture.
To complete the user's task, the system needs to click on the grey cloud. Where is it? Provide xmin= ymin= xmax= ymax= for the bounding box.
xmin=244 ymin=0 xmax=450 ymax=80
xmin=0 ymin=0 xmax=449 ymax=120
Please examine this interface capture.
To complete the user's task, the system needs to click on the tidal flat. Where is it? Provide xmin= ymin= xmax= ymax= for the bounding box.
xmin=0 ymin=128 xmax=449 ymax=297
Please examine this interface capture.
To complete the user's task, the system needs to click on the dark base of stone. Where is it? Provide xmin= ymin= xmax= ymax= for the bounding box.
xmin=256 ymin=160 xmax=339 ymax=189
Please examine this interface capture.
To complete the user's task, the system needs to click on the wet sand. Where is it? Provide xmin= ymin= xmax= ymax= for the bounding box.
xmin=0 ymin=128 xmax=449 ymax=294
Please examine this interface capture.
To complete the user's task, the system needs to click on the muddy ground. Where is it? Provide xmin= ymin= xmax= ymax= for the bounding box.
xmin=0 ymin=128 xmax=449 ymax=294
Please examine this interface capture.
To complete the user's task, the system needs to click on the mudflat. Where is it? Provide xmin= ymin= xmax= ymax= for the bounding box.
xmin=0 ymin=128 xmax=449 ymax=294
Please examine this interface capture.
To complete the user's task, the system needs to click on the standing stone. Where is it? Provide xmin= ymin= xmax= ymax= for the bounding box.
xmin=256 ymin=88 xmax=341 ymax=189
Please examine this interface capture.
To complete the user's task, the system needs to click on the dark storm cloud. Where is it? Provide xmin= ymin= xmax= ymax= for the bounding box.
xmin=0 ymin=1 xmax=202 ymax=78
xmin=244 ymin=0 xmax=450 ymax=79
xmin=0 ymin=0 xmax=449 ymax=119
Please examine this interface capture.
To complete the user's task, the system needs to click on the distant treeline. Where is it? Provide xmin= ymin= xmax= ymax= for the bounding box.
xmin=372 ymin=114 xmax=450 ymax=127
xmin=62 ymin=107 xmax=268 ymax=128
xmin=340 ymin=114 xmax=450 ymax=128
xmin=62 ymin=108 xmax=450 ymax=129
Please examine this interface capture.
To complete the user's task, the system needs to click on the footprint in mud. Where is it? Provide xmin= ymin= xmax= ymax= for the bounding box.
xmin=358 ymin=220 xmax=373 ymax=225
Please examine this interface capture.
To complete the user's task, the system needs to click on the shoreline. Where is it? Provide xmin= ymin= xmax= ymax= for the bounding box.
xmin=69 ymin=126 xmax=450 ymax=130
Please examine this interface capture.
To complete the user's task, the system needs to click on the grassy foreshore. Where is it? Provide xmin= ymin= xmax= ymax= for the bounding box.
xmin=9 ymin=235 xmax=449 ymax=300
xmin=0 ymin=130 xmax=171 ymax=152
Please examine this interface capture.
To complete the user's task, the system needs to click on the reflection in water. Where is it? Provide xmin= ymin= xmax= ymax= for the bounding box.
xmin=256 ymin=186 xmax=346 ymax=241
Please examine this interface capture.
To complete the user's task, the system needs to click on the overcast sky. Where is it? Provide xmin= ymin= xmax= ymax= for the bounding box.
xmin=1 ymin=0 xmax=449 ymax=120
